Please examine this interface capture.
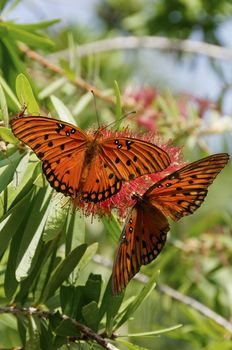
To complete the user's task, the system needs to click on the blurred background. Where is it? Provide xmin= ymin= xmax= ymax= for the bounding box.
xmin=0 ymin=1 xmax=232 ymax=349
xmin=6 ymin=0 xmax=232 ymax=112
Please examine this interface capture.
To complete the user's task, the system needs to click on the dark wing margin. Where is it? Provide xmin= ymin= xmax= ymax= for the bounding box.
xmin=145 ymin=153 xmax=230 ymax=221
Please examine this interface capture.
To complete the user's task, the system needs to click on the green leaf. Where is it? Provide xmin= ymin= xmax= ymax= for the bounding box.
xmin=72 ymin=92 xmax=92 ymax=116
xmin=1 ymin=22 xmax=55 ymax=49
xmin=16 ymin=19 xmax=60 ymax=31
xmin=0 ymin=0 xmax=9 ymax=11
xmin=84 ymin=274 xmax=102 ymax=304
xmin=0 ymin=187 xmax=34 ymax=258
xmin=115 ymin=270 xmax=159 ymax=329
xmin=54 ymin=319 xmax=81 ymax=337
xmin=99 ymin=276 xmax=124 ymax=336
xmin=9 ymin=160 xmax=39 ymax=209
xmin=16 ymin=73 xmax=40 ymax=114
xmin=120 ymin=324 xmax=183 ymax=337
xmin=12 ymin=152 xmax=30 ymax=186
xmin=25 ymin=316 xmax=40 ymax=350
xmin=17 ymin=314 xmax=27 ymax=346
xmin=205 ymin=340 xmax=232 ymax=350
xmin=2 ymin=36 xmax=27 ymax=75
xmin=0 ymin=76 xmax=21 ymax=109
xmin=113 ymin=80 xmax=122 ymax=129
xmin=0 ymin=151 xmax=24 ymax=194
xmin=15 ymin=186 xmax=52 ymax=281
xmin=40 ymin=319 xmax=54 ymax=350
xmin=0 ymin=82 xmax=9 ymax=125
xmin=42 ymin=197 xmax=68 ymax=243
xmin=65 ymin=210 xmax=85 ymax=255
xmin=82 ymin=301 xmax=99 ymax=332
xmin=117 ymin=339 xmax=149 ymax=350
xmin=38 ymin=77 xmax=67 ymax=99
xmin=50 ymin=95 xmax=77 ymax=125
xmin=41 ymin=243 xmax=87 ymax=302
xmin=0 ymin=126 xmax=18 ymax=144
xmin=78 ymin=242 xmax=98 ymax=272
xmin=60 ymin=285 xmax=78 ymax=318
xmin=102 ymin=213 xmax=121 ymax=244
xmin=4 ymin=222 xmax=21 ymax=299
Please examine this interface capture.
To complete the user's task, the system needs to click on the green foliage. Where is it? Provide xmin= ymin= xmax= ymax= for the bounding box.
xmin=0 ymin=2 xmax=231 ymax=349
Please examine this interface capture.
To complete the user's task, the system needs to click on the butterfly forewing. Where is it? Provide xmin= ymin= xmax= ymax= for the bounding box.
xmin=101 ymin=137 xmax=171 ymax=180
xmin=11 ymin=116 xmax=89 ymax=198
xmin=112 ymin=202 xmax=169 ymax=295
xmin=145 ymin=153 xmax=230 ymax=221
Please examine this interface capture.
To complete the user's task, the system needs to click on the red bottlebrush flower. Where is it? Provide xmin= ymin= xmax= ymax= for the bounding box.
xmin=177 ymin=93 xmax=216 ymax=119
xmin=124 ymin=86 xmax=157 ymax=108
xmin=123 ymin=86 xmax=160 ymax=132
xmin=72 ymin=126 xmax=183 ymax=218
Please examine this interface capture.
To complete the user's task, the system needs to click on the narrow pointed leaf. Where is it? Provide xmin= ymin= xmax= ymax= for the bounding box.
xmin=0 ymin=187 xmax=34 ymax=256
xmin=82 ymin=301 xmax=99 ymax=332
xmin=25 ymin=316 xmax=40 ymax=350
xmin=16 ymin=73 xmax=40 ymax=114
xmin=0 ymin=76 xmax=21 ymax=109
xmin=0 ymin=83 xmax=9 ymax=125
xmin=41 ymin=244 xmax=87 ymax=302
xmin=113 ymin=80 xmax=122 ymax=129
xmin=0 ymin=126 xmax=18 ymax=143
xmin=102 ymin=213 xmax=121 ymax=243
xmin=15 ymin=186 xmax=52 ymax=281
xmin=115 ymin=271 xmax=159 ymax=329
xmin=50 ymin=95 xmax=76 ymax=124
xmin=120 ymin=324 xmax=183 ymax=337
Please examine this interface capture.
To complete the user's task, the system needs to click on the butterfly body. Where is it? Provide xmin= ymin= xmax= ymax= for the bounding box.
xmin=112 ymin=153 xmax=229 ymax=294
xmin=11 ymin=115 xmax=171 ymax=203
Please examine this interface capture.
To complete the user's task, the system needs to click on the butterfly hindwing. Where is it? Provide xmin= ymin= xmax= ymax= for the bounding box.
xmin=81 ymin=152 xmax=122 ymax=202
xmin=80 ymin=136 xmax=171 ymax=203
xmin=112 ymin=202 xmax=169 ymax=295
xmin=145 ymin=153 xmax=229 ymax=221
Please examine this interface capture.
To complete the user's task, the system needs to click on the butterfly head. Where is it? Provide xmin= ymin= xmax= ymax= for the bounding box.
xmin=131 ymin=192 xmax=143 ymax=203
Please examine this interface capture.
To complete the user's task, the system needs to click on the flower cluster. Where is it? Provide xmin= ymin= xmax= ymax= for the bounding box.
xmin=73 ymin=124 xmax=183 ymax=218
xmin=123 ymin=86 xmax=216 ymax=132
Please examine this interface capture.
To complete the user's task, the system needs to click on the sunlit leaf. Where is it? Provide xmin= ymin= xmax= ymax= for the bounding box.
xmin=50 ymin=95 xmax=77 ymax=124
xmin=102 ymin=213 xmax=121 ymax=243
xmin=15 ymin=186 xmax=52 ymax=281
xmin=0 ymin=83 xmax=9 ymax=125
xmin=16 ymin=73 xmax=40 ymax=114
xmin=120 ymin=324 xmax=182 ymax=337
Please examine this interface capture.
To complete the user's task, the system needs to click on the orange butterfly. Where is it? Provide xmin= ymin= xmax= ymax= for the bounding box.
xmin=112 ymin=153 xmax=229 ymax=295
xmin=11 ymin=115 xmax=170 ymax=203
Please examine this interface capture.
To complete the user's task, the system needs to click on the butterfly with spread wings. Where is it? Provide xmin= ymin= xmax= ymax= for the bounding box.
xmin=112 ymin=153 xmax=229 ymax=295
xmin=11 ymin=115 xmax=171 ymax=203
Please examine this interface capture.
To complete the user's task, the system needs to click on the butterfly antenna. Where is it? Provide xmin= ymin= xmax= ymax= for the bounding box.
xmin=91 ymin=90 xmax=100 ymax=128
xmin=100 ymin=110 xmax=137 ymax=132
